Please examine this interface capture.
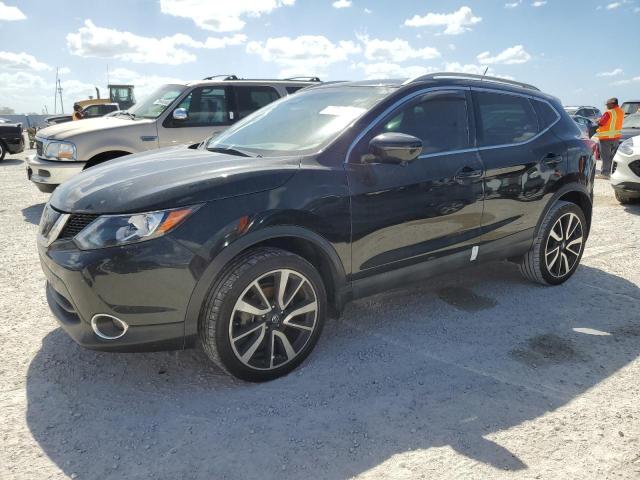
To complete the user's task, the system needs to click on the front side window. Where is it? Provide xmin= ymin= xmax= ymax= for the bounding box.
xmin=83 ymin=106 xmax=101 ymax=118
xmin=235 ymin=86 xmax=280 ymax=119
xmin=206 ymin=86 xmax=393 ymax=157
xmin=474 ymin=91 xmax=539 ymax=147
xmin=171 ymin=87 xmax=229 ymax=127
xmin=128 ymin=84 xmax=186 ymax=119
xmin=378 ymin=91 xmax=471 ymax=155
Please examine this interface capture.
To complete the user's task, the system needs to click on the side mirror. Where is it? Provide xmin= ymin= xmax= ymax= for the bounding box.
xmin=173 ymin=108 xmax=188 ymax=121
xmin=366 ymin=132 xmax=423 ymax=164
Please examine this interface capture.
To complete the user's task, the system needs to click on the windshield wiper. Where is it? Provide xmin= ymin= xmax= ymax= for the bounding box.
xmin=117 ymin=111 xmax=136 ymax=120
xmin=207 ymin=146 xmax=253 ymax=157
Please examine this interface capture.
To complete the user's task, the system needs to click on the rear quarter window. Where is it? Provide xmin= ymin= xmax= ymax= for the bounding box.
xmin=531 ymin=99 xmax=560 ymax=130
xmin=474 ymin=91 xmax=539 ymax=147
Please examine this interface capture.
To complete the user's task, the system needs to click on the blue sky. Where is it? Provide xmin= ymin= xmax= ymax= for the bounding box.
xmin=1 ymin=0 xmax=639 ymax=114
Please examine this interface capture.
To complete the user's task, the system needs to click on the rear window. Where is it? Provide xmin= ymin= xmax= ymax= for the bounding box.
xmin=474 ymin=91 xmax=539 ymax=147
xmin=532 ymin=99 xmax=559 ymax=130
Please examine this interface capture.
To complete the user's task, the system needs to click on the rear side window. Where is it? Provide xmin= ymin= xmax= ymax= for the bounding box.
xmin=234 ymin=86 xmax=280 ymax=119
xmin=474 ymin=91 xmax=539 ymax=147
xmin=381 ymin=91 xmax=471 ymax=155
xmin=531 ymin=99 xmax=559 ymax=130
xmin=286 ymin=86 xmax=304 ymax=94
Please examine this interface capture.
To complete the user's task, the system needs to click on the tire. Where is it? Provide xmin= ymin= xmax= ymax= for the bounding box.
xmin=199 ymin=247 xmax=327 ymax=382
xmin=0 ymin=141 xmax=6 ymax=161
xmin=615 ymin=190 xmax=633 ymax=205
xmin=520 ymin=201 xmax=587 ymax=286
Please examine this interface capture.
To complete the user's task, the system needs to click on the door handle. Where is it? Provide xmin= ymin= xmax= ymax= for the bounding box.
xmin=454 ymin=167 xmax=483 ymax=181
xmin=543 ymin=153 xmax=563 ymax=166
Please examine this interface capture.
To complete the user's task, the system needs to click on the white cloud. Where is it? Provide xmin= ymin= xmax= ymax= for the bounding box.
xmin=364 ymin=8 xmax=372 ymax=14
xmin=66 ymin=20 xmax=246 ymax=65
xmin=0 ymin=1 xmax=25 ymax=21
xmin=58 ymin=67 xmax=71 ymax=75
xmin=108 ymin=68 xmax=189 ymax=98
xmin=612 ymin=76 xmax=640 ymax=86
xmin=477 ymin=45 xmax=531 ymax=65
xmin=359 ymin=36 xmax=440 ymax=63
xmin=0 ymin=51 xmax=51 ymax=71
xmin=0 ymin=72 xmax=48 ymax=90
xmin=532 ymin=1 xmax=547 ymax=6
xmin=159 ymin=0 xmax=295 ymax=32
xmin=332 ymin=0 xmax=352 ymax=8
xmin=356 ymin=62 xmax=438 ymax=79
xmin=606 ymin=2 xmax=622 ymax=9
xmin=404 ymin=6 xmax=482 ymax=35
xmin=597 ymin=68 xmax=623 ymax=77
xmin=505 ymin=1 xmax=522 ymax=8
xmin=247 ymin=35 xmax=361 ymax=77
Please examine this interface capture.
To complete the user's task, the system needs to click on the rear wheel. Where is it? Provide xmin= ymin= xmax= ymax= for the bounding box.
xmin=199 ymin=248 xmax=327 ymax=382
xmin=520 ymin=201 xmax=587 ymax=285
xmin=0 ymin=141 xmax=6 ymax=161
xmin=615 ymin=190 xmax=634 ymax=205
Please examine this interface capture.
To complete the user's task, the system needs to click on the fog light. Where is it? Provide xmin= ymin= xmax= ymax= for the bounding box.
xmin=91 ymin=314 xmax=129 ymax=340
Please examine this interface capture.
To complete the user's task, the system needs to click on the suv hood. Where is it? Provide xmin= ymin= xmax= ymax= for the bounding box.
xmin=37 ymin=117 xmax=151 ymax=141
xmin=50 ymin=147 xmax=300 ymax=214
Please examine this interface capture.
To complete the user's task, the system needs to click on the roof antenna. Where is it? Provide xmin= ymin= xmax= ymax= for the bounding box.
xmin=481 ymin=66 xmax=489 ymax=82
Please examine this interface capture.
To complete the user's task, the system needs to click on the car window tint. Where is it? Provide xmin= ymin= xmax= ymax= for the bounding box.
xmin=381 ymin=92 xmax=470 ymax=155
xmin=176 ymin=87 xmax=229 ymax=126
xmin=235 ymin=86 xmax=280 ymax=119
xmin=474 ymin=91 xmax=539 ymax=147
xmin=286 ymin=86 xmax=304 ymax=94
xmin=532 ymin=99 xmax=559 ymax=130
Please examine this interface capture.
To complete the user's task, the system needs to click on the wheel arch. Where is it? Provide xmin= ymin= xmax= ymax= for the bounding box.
xmin=183 ymin=226 xmax=349 ymax=346
xmin=536 ymin=184 xmax=593 ymax=237
xmin=84 ymin=150 xmax=132 ymax=169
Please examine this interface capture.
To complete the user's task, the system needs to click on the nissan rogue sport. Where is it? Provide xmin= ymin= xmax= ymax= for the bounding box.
xmin=38 ymin=73 xmax=595 ymax=382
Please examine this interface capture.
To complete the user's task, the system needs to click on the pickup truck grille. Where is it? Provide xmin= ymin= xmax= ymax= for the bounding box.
xmin=59 ymin=214 xmax=99 ymax=239
xmin=36 ymin=140 xmax=43 ymax=156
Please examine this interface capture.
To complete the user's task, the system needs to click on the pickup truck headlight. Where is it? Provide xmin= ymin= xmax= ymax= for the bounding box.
xmin=74 ymin=206 xmax=201 ymax=250
xmin=44 ymin=141 xmax=77 ymax=161
xmin=617 ymin=138 xmax=634 ymax=156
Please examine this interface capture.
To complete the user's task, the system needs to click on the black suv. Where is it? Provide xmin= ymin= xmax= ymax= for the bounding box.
xmin=39 ymin=73 xmax=595 ymax=381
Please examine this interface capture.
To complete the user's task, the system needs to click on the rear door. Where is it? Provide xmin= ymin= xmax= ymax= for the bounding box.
xmin=231 ymin=85 xmax=281 ymax=120
xmin=158 ymin=86 xmax=233 ymax=147
xmin=473 ymin=90 xmax=566 ymax=240
xmin=347 ymin=89 xmax=485 ymax=277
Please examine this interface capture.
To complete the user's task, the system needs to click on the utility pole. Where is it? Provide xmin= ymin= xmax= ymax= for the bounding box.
xmin=57 ymin=78 xmax=64 ymax=113
xmin=53 ymin=67 xmax=58 ymax=114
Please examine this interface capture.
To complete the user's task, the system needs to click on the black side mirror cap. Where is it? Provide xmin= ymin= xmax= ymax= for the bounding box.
xmin=366 ymin=132 xmax=423 ymax=164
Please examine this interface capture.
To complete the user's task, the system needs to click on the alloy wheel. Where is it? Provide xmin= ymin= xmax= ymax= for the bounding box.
xmin=229 ymin=269 xmax=318 ymax=370
xmin=544 ymin=212 xmax=584 ymax=278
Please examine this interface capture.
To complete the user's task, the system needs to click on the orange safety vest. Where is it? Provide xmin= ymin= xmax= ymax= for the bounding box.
xmin=596 ymin=106 xmax=624 ymax=140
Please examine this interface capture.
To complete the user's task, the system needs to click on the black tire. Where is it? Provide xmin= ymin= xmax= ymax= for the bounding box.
xmin=615 ymin=190 xmax=633 ymax=205
xmin=520 ymin=201 xmax=587 ymax=286
xmin=199 ymin=247 xmax=327 ymax=382
xmin=0 ymin=141 xmax=6 ymax=161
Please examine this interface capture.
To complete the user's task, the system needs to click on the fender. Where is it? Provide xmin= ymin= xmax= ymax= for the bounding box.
xmin=534 ymin=182 xmax=593 ymax=237
xmin=182 ymin=225 xmax=348 ymax=346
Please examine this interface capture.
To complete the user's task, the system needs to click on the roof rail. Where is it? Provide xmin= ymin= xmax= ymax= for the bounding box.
xmin=202 ymin=74 xmax=238 ymax=81
xmin=284 ymin=76 xmax=321 ymax=82
xmin=404 ymin=72 xmax=540 ymax=91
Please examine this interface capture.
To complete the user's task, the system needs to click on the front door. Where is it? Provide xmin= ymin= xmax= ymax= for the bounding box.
xmin=347 ymin=89 xmax=485 ymax=278
xmin=158 ymin=86 xmax=233 ymax=147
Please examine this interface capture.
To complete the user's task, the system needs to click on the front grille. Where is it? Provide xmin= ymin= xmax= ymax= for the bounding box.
xmin=612 ymin=162 xmax=618 ymax=174
xmin=36 ymin=140 xmax=43 ymax=156
xmin=59 ymin=213 xmax=99 ymax=239
xmin=629 ymin=160 xmax=640 ymax=177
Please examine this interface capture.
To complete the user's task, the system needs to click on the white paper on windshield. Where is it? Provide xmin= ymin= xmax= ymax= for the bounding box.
xmin=319 ymin=106 xmax=366 ymax=118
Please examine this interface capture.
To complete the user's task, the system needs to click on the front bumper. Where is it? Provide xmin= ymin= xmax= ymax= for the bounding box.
xmin=39 ymin=233 xmax=198 ymax=352
xmin=26 ymin=155 xmax=84 ymax=192
xmin=611 ymin=151 xmax=640 ymax=196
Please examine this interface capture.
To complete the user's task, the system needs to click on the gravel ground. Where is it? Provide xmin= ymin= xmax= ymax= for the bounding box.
xmin=1 ymin=147 xmax=639 ymax=480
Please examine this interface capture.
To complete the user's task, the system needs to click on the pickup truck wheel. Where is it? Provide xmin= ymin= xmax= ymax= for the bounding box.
xmin=199 ymin=248 xmax=326 ymax=382
xmin=520 ymin=201 xmax=586 ymax=286
xmin=0 ymin=141 xmax=6 ymax=161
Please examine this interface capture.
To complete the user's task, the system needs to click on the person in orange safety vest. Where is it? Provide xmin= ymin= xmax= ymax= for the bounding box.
xmin=596 ymin=97 xmax=624 ymax=178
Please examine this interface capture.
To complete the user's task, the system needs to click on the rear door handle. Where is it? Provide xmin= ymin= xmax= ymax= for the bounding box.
xmin=454 ymin=167 xmax=484 ymax=181
xmin=543 ymin=153 xmax=563 ymax=166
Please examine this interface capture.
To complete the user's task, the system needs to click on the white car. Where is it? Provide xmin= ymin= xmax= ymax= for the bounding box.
xmin=611 ymin=136 xmax=640 ymax=204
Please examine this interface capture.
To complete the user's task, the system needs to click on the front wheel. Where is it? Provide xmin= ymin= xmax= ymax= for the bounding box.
xmin=520 ymin=201 xmax=587 ymax=285
xmin=199 ymin=248 xmax=327 ymax=382
xmin=0 ymin=141 xmax=6 ymax=161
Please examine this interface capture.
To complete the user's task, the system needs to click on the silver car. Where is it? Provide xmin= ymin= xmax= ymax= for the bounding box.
xmin=26 ymin=76 xmax=319 ymax=192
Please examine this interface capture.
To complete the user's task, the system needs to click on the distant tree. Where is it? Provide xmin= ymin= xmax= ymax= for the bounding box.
xmin=0 ymin=106 xmax=15 ymax=114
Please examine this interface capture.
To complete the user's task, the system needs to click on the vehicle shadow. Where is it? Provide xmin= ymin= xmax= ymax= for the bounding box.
xmin=22 ymin=202 xmax=45 ymax=225
xmin=25 ymin=262 xmax=640 ymax=479
xmin=623 ymin=202 xmax=640 ymax=215
xmin=1 ymin=159 xmax=24 ymax=166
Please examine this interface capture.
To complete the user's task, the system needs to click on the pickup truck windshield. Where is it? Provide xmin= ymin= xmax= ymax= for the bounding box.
xmin=127 ymin=85 xmax=186 ymax=119
xmin=206 ymin=86 xmax=394 ymax=157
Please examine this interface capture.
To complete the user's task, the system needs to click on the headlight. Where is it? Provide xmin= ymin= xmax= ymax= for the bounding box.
xmin=44 ymin=141 xmax=77 ymax=161
xmin=74 ymin=205 xmax=201 ymax=250
xmin=617 ymin=138 xmax=634 ymax=156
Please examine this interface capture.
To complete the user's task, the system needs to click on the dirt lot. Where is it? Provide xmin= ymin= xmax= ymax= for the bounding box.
xmin=1 ymin=147 xmax=639 ymax=480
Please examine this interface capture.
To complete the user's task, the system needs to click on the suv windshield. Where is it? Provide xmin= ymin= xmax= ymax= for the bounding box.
xmin=206 ymin=86 xmax=394 ymax=156
xmin=127 ymin=84 xmax=186 ymax=119
xmin=623 ymin=114 xmax=640 ymax=129
xmin=622 ymin=102 xmax=640 ymax=115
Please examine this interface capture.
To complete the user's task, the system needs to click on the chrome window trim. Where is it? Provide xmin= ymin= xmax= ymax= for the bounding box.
xmin=345 ymin=85 xmax=562 ymax=163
